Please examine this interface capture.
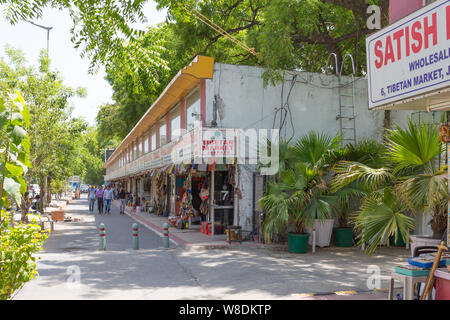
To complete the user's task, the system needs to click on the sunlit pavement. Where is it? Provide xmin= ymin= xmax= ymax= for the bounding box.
xmin=14 ymin=196 xmax=409 ymax=300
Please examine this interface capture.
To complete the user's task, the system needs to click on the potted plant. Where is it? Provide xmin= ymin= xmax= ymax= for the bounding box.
xmin=293 ymin=132 xmax=341 ymax=247
xmin=331 ymin=120 xmax=446 ymax=255
xmin=260 ymin=163 xmax=334 ymax=253
xmin=329 ymin=182 xmax=368 ymax=247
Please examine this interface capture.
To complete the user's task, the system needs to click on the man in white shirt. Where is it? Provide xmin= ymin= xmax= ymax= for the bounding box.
xmin=103 ymin=185 xmax=114 ymax=214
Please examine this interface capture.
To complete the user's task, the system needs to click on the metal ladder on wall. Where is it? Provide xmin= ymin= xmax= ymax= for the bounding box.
xmin=326 ymin=53 xmax=357 ymax=145
xmin=336 ymin=54 xmax=357 ymax=145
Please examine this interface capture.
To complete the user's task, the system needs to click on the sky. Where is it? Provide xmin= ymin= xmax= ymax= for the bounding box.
xmin=0 ymin=1 xmax=168 ymax=125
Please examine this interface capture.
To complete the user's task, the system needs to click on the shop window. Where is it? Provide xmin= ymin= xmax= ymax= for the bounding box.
xmin=159 ymin=118 xmax=167 ymax=147
xmin=171 ymin=103 xmax=181 ymax=141
xmin=143 ymin=133 xmax=149 ymax=154
xmin=138 ymin=137 xmax=142 ymax=157
xmin=151 ymin=126 xmax=156 ymax=151
xmin=186 ymin=87 xmax=201 ymax=132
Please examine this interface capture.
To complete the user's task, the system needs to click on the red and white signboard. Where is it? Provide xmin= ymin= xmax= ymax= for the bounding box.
xmin=199 ymin=129 xmax=236 ymax=158
xmin=366 ymin=0 xmax=450 ymax=109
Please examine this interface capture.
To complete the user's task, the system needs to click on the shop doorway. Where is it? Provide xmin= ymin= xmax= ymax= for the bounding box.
xmin=212 ymin=169 xmax=234 ymax=235
xmin=191 ymin=176 xmax=208 ymax=225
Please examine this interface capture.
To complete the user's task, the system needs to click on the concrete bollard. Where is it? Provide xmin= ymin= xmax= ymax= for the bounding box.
xmin=99 ymin=223 xmax=106 ymax=250
xmin=163 ymin=222 xmax=169 ymax=249
xmin=312 ymin=228 xmax=316 ymax=253
xmin=132 ymin=223 xmax=139 ymax=250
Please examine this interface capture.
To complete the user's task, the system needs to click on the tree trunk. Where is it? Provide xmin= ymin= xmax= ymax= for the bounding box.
xmin=39 ymin=174 xmax=45 ymax=215
xmin=20 ymin=193 xmax=30 ymax=223
xmin=46 ymin=176 xmax=52 ymax=205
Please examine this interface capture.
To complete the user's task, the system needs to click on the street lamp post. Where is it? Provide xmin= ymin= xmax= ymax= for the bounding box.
xmin=25 ymin=20 xmax=53 ymax=54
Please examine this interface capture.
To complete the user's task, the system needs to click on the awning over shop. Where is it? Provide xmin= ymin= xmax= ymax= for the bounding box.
xmin=105 ymin=55 xmax=215 ymax=168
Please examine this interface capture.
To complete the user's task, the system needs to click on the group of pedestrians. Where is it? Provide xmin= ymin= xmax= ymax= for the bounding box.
xmin=87 ymin=184 xmax=129 ymax=215
xmin=88 ymin=184 xmax=114 ymax=214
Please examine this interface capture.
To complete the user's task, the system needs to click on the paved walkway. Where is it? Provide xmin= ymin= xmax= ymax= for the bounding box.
xmin=113 ymin=200 xmax=239 ymax=249
xmin=13 ymin=196 xmax=412 ymax=300
xmin=13 ymin=196 xmax=211 ymax=300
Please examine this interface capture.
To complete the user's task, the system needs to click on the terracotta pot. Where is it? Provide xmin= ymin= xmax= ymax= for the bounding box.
xmin=51 ymin=210 xmax=64 ymax=221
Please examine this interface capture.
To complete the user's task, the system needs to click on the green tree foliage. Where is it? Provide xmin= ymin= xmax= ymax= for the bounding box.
xmin=0 ymin=92 xmax=48 ymax=300
xmin=101 ymin=0 xmax=390 ymax=141
xmin=79 ymin=126 xmax=106 ymax=186
xmin=0 ymin=47 xmax=88 ymax=210
xmin=156 ymin=0 xmax=389 ymax=77
xmin=1 ymin=0 xmax=168 ymax=86
xmin=95 ymin=103 xmax=127 ymax=147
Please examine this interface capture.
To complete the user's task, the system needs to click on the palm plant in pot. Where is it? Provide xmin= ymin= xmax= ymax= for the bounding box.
xmin=292 ymin=131 xmax=341 ymax=247
xmin=328 ymin=139 xmax=386 ymax=247
xmin=331 ymin=120 xmax=447 ymax=254
xmin=260 ymin=161 xmax=335 ymax=253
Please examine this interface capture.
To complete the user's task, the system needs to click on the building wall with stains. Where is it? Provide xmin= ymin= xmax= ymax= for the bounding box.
xmin=204 ymin=63 xmax=411 ymax=143
xmin=203 ymin=62 xmax=413 ymax=234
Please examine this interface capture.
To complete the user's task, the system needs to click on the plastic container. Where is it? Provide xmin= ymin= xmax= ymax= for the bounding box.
xmin=288 ymin=233 xmax=309 ymax=254
xmin=434 ymin=269 xmax=450 ymax=300
xmin=408 ymin=256 xmax=446 ymax=269
xmin=395 ymin=265 xmax=430 ymax=277
xmin=333 ymin=227 xmax=353 ymax=247
xmin=306 ymin=219 xmax=334 ymax=247
xmin=389 ymin=234 xmax=406 ymax=247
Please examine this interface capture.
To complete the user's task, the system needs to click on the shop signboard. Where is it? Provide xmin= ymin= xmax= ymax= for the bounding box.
xmin=366 ymin=0 xmax=450 ymax=109
xmin=199 ymin=128 xmax=236 ymax=158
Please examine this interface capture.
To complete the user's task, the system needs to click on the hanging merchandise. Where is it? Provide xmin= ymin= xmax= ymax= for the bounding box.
xmin=200 ymin=200 xmax=209 ymax=216
xmin=199 ymin=184 xmax=209 ymax=201
xmin=155 ymin=174 xmax=167 ymax=215
xmin=182 ymin=189 xmax=194 ymax=219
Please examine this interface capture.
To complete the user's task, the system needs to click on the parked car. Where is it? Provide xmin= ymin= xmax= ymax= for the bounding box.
xmin=80 ymin=184 xmax=89 ymax=193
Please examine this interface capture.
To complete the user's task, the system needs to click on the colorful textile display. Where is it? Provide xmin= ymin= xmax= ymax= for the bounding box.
xmin=181 ymin=189 xmax=194 ymax=220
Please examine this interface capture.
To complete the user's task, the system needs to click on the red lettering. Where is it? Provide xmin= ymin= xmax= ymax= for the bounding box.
xmin=423 ymin=13 xmax=438 ymax=49
xmin=374 ymin=40 xmax=383 ymax=69
xmin=393 ymin=29 xmax=404 ymax=60
xmin=405 ymin=26 xmax=411 ymax=57
xmin=447 ymin=5 xmax=450 ymax=40
xmin=411 ymin=21 xmax=422 ymax=54
xmin=384 ymin=35 xmax=395 ymax=65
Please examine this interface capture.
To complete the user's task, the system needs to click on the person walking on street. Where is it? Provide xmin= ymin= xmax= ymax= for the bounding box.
xmin=96 ymin=185 xmax=104 ymax=214
xmin=88 ymin=185 xmax=96 ymax=212
xmin=118 ymin=188 xmax=127 ymax=214
xmin=104 ymin=185 xmax=114 ymax=214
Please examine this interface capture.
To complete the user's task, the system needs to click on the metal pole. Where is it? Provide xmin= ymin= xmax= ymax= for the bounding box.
xmin=312 ymin=228 xmax=316 ymax=253
xmin=47 ymin=29 xmax=50 ymax=54
xmin=25 ymin=20 xmax=52 ymax=56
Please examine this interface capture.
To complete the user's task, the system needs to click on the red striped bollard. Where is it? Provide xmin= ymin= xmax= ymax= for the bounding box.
xmin=99 ymin=223 xmax=106 ymax=250
xmin=163 ymin=222 xmax=169 ymax=249
xmin=132 ymin=223 xmax=139 ymax=250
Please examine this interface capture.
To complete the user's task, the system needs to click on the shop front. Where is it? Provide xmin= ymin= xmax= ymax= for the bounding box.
xmin=127 ymin=127 xmax=240 ymax=240
xmin=367 ymin=0 xmax=449 ymax=299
